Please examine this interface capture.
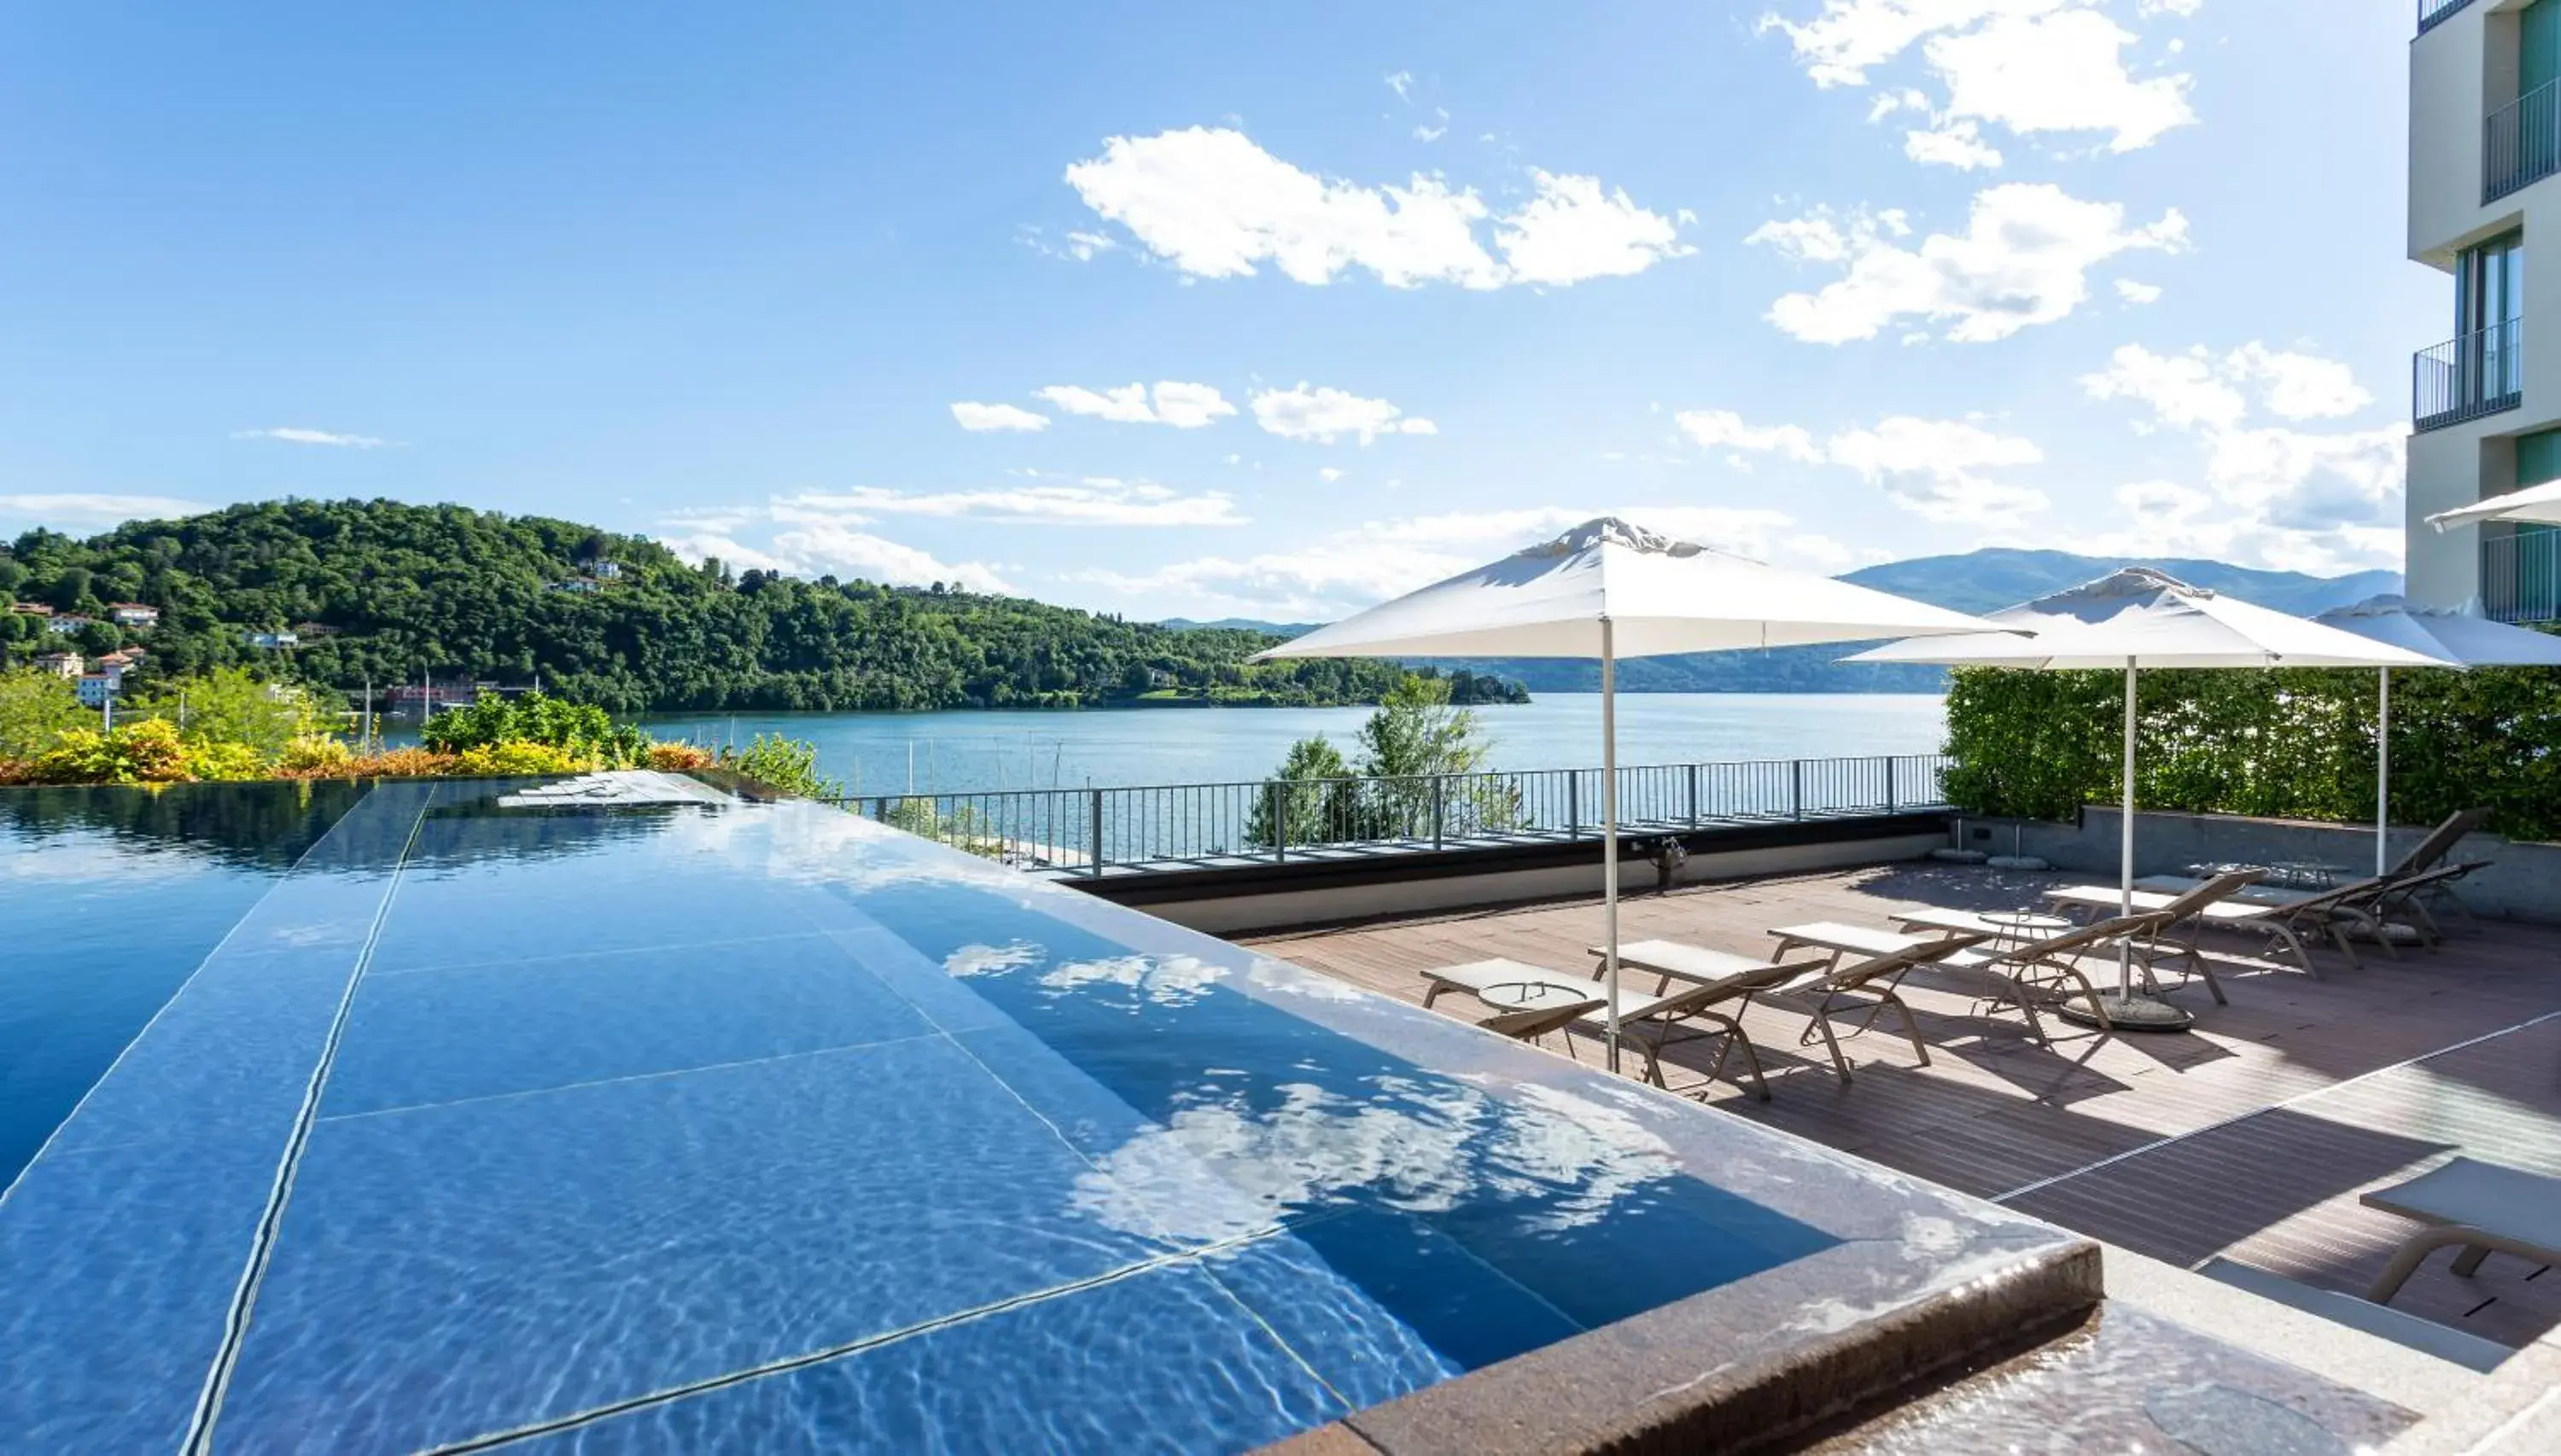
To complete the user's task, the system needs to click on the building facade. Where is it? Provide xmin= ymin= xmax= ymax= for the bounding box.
xmin=2411 ymin=0 xmax=2561 ymax=621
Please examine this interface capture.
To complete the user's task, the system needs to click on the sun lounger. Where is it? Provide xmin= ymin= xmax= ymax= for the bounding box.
xmin=2132 ymin=872 xmax=2403 ymax=969
xmin=1605 ymin=938 xmax=1913 ymax=1086
xmin=2361 ymin=1156 xmax=2561 ymax=1305
xmin=2388 ymin=806 xmax=2491 ymax=879
xmin=1420 ymin=958 xmax=1784 ymax=1098
xmin=2196 ymin=1258 xmax=2510 ymax=1373
xmin=1718 ymin=929 xmax=1995 ymax=1082
xmin=1886 ymin=909 xmax=2170 ymax=1041
xmin=2037 ymin=870 xmax=2265 ymax=997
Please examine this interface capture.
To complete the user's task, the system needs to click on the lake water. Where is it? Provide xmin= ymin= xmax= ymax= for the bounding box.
xmin=632 ymin=694 xmax=1947 ymax=795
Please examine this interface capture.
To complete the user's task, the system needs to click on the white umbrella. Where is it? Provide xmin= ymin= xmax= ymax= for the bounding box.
xmin=1850 ymin=568 xmax=2437 ymax=1031
xmin=1252 ymin=516 xmax=2003 ymax=1072
xmin=2425 ymin=480 xmax=2561 ymax=530
xmin=2311 ymin=595 xmax=2561 ymax=874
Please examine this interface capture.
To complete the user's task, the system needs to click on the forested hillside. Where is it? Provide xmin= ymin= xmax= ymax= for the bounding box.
xmin=0 ymin=499 xmax=1523 ymax=713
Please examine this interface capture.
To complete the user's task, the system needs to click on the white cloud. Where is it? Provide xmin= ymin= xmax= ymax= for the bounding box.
xmin=1386 ymin=69 xmax=1414 ymax=101
xmin=1251 ymin=383 xmax=1438 ymax=444
xmin=231 ymin=427 xmax=387 ymax=448
xmin=1062 ymin=230 xmax=1118 ymax=259
xmin=785 ymin=479 xmax=1245 ymax=527
xmin=1062 ymin=127 xmax=1689 ymax=289
xmin=656 ymin=511 xmax=1018 ymax=594
xmin=2139 ymin=0 xmax=2202 ymax=15
xmin=1072 ymin=504 xmax=1825 ymax=620
xmin=2114 ymin=278 xmax=2163 ymax=305
xmin=1925 ymin=10 xmax=2195 ymax=153
xmin=0 ymin=493 xmax=213 ymax=529
xmin=2080 ymin=342 xmax=2374 ymax=432
xmin=950 ymin=401 xmax=1052 ymax=433
xmin=1751 ymin=183 xmax=2188 ymax=343
xmin=1035 ymin=381 xmax=1237 ymax=428
xmin=1680 ymin=408 xmax=2048 ymax=525
xmin=1761 ymin=0 xmax=2070 ymax=89
xmin=1672 ymin=410 xmax=1823 ymax=462
xmin=1415 ymin=108 xmax=1450 ymax=143
xmin=2078 ymin=341 xmax=2404 ymax=573
xmin=1904 ymin=118 xmax=2004 ymax=169
xmin=1317 ymin=467 xmax=1345 ymax=483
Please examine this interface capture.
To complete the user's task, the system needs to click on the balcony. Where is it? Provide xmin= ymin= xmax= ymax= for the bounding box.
xmin=2483 ymin=525 xmax=2561 ymax=623
xmin=2486 ymin=78 xmax=2561 ymax=202
xmin=2418 ymin=0 xmax=2477 ymax=37
xmin=2412 ymin=318 xmax=2523 ymax=432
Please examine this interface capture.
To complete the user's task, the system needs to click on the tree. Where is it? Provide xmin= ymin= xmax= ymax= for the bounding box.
xmin=73 ymin=620 xmax=123 ymax=656
xmin=1245 ymin=735 xmax=1358 ymax=848
xmin=125 ymin=667 xmax=321 ymax=763
xmin=47 ymin=568 xmax=93 ymax=612
xmin=0 ymin=558 xmax=26 ymax=598
xmin=0 ymin=669 xmax=88 ymax=758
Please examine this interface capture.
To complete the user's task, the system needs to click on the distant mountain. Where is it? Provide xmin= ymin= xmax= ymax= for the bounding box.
xmin=1168 ymin=549 xmax=2405 ymax=694
xmin=1841 ymin=549 xmax=2402 ymax=619
xmin=1158 ymin=617 xmax=1324 ymax=636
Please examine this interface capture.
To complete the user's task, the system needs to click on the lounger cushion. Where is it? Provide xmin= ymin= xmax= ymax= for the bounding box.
xmin=2363 ymin=1157 xmax=2561 ymax=1252
xmin=1603 ymin=939 xmax=1810 ymax=985
xmin=2196 ymin=1259 xmax=2509 ymax=1373
xmin=2046 ymin=885 xmax=2282 ymax=925
xmin=1764 ymin=923 xmax=1927 ymax=958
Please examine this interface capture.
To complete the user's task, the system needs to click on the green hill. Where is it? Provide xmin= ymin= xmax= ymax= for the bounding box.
xmin=0 ymin=499 xmax=1524 ymax=713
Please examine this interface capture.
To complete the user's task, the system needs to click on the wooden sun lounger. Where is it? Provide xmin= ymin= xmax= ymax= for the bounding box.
xmin=1884 ymin=909 xmax=2171 ymax=1041
xmin=1419 ymin=958 xmax=1783 ymax=1098
xmin=1603 ymin=938 xmax=1907 ymax=1086
xmin=2132 ymin=872 xmax=2403 ymax=969
xmin=2362 ymin=1157 xmax=2561 ymax=1306
xmin=2037 ymin=869 xmax=2261 ymax=1002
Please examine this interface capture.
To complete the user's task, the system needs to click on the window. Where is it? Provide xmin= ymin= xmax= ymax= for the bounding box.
xmin=2458 ymin=233 xmax=2525 ymax=400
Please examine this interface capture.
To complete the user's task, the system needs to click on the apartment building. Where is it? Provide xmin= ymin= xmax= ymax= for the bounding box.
xmin=2411 ymin=0 xmax=2561 ymax=620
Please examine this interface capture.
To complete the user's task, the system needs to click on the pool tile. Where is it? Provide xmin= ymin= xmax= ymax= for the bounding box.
xmin=0 ymin=1140 xmax=277 ymax=1453
xmin=211 ymin=1035 xmax=1178 ymax=1453
xmin=502 ymin=1260 xmax=1347 ymax=1456
xmin=320 ymin=933 xmax=936 ymax=1116
xmin=1199 ymin=1226 xmax=1468 ymax=1407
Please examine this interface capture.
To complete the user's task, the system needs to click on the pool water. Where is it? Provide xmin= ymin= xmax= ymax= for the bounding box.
xmin=0 ymin=779 xmax=2063 ymax=1453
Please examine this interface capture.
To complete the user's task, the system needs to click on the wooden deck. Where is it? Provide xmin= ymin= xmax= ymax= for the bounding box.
xmin=1237 ymin=862 xmax=2561 ymax=1351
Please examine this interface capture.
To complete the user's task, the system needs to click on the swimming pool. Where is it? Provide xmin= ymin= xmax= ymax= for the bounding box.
xmin=0 ymin=778 xmax=2093 ymax=1453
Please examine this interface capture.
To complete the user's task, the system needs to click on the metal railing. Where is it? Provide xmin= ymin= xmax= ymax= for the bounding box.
xmin=2419 ymin=0 xmax=2478 ymax=37
xmin=2413 ymin=319 xmax=2523 ymax=432
xmin=828 ymin=752 xmax=1952 ymax=878
xmin=2483 ymin=527 xmax=2561 ymax=624
xmin=2487 ymin=78 xmax=2561 ymax=202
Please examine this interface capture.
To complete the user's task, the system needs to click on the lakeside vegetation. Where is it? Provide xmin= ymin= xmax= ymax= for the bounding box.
xmin=1245 ymin=673 xmax=1522 ymax=846
xmin=0 ymin=498 xmax=1526 ymax=713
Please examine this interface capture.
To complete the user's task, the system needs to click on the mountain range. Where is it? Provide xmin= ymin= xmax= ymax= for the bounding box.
xmin=1166 ymin=548 xmax=2405 ymax=694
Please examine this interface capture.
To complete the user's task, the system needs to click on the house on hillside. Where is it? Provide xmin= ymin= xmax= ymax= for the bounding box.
xmin=32 ymin=651 xmax=81 ymax=678
xmin=96 ymin=648 xmax=146 ymax=671
xmin=10 ymin=603 xmax=49 ymax=620
xmin=108 ymin=603 xmax=160 ymax=629
xmin=547 ymin=577 xmax=604 ymax=595
xmin=76 ymin=665 xmax=126 ymax=708
xmin=243 ymin=629 xmax=300 ymax=649
xmin=291 ymin=621 xmax=343 ymax=638
xmin=579 ymin=557 xmax=623 ymax=580
xmin=46 ymin=613 xmax=94 ymax=636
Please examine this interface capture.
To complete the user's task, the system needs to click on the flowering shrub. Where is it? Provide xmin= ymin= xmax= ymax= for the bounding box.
xmin=646 ymin=742 xmax=715 ymax=772
xmin=280 ymin=735 xmax=354 ymax=773
xmin=454 ymin=741 xmax=582 ymax=776
xmin=25 ymin=719 xmax=191 ymax=784
xmin=180 ymin=741 xmax=268 ymax=782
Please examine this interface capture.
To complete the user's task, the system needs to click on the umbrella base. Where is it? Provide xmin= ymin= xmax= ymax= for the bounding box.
xmin=2056 ymin=993 xmax=2194 ymax=1034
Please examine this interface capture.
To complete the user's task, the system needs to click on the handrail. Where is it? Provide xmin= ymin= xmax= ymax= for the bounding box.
xmin=2413 ymin=318 xmax=2523 ymax=433
xmin=2482 ymin=526 xmax=2561 ymax=624
xmin=2486 ymin=77 xmax=2561 ymax=202
xmin=825 ymin=752 xmax=1954 ymax=878
xmin=2418 ymin=0 xmax=2478 ymax=38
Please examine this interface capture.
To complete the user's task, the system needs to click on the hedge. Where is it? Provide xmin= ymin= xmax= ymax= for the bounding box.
xmin=1941 ymin=660 xmax=2561 ymax=843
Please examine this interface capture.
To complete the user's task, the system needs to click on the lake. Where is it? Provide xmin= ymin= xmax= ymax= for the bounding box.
xmin=631 ymin=693 xmax=1947 ymax=795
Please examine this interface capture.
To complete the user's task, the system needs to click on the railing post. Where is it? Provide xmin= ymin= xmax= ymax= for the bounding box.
xmin=1791 ymin=760 xmax=1805 ymax=821
xmin=1686 ymin=763 xmax=1699 ymax=827
xmin=1567 ymin=772 xmax=1580 ymax=839
xmin=1273 ymin=781 xmax=1287 ymax=864
xmin=1432 ymin=775 xmax=1445 ymax=850
xmin=1088 ymin=789 xmax=1104 ymax=877
xmin=1886 ymin=755 xmax=1898 ymax=812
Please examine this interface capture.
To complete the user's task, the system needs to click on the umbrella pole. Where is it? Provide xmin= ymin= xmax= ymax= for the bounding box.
xmin=1602 ymin=617 xmax=1621 ymax=1075
xmin=2376 ymin=667 xmax=2391 ymax=878
xmin=2121 ymin=656 xmax=2136 ymax=996
xmin=2061 ymin=655 xmax=2191 ymax=1033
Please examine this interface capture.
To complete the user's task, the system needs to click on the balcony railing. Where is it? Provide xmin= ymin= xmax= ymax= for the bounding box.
xmin=2419 ymin=0 xmax=2478 ymax=36
xmin=826 ymin=752 xmax=1953 ymax=878
xmin=2413 ymin=319 xmax=2523 ymax=432
xmin=2483 ymin=527 xmax=2561 ymax=624
xmin=2486 ymin=78 xmax=2561 ymax=201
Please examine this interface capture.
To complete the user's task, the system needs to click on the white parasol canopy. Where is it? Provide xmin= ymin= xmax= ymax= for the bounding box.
xmin=2425 ymin=480 xmax=2561 ymax=530
xmin=1851 ymin=568 xmax=2437 ymax=1029
xmin=1255 ymin=517 xmax=2003 ymax=1071
xmin=2312 ymin=595 xmax=2561 ymax=874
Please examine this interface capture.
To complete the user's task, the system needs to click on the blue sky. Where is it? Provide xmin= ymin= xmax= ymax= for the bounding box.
xmin=0 ymin=2 xmax=2436 ymax=620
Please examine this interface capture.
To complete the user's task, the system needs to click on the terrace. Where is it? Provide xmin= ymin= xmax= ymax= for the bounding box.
xmin=1243 ymin=861 xmax=2561 ymax=1356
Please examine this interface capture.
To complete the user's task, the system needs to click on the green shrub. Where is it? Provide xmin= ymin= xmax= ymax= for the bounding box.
xmin=421 ymin=692 xmax=645 ymax=767
xmin=718 ymin=734 xmax=841 ymax=798
xmin=27 ymin=719 xmax=192 ymax=783
xmin=0 ymin=669 xmax=88 ymax=759
xmin=454 ymin=741 xmax=583 ymax=776
xmin=1942 ymin=660 xmax=2561 ymax=842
